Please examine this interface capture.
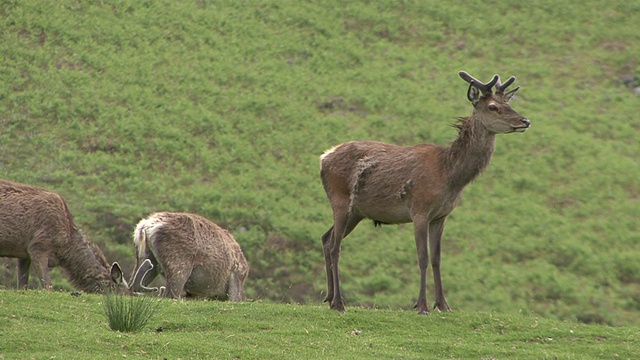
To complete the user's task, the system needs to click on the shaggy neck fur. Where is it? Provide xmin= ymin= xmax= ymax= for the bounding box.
xmin=58 ymin=229 xmax=113 ymax=293
xmin=443 ymin=115 xmax=496 ymax=190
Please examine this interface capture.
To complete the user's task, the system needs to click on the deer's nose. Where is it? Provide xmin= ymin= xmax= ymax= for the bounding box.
xmin=520 ymin=118 xmax=531 ymax=128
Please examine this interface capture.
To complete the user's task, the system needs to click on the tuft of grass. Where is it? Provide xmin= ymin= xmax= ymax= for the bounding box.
xmin=102 ymin=292 xmax=161 ymax=333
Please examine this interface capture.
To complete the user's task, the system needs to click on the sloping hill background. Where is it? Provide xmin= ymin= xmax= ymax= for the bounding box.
xmin=1 ymin=0 xmax=638 ymax=325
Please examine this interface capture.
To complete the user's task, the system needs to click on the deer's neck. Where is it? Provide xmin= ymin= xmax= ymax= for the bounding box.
xmin=443 ymin=117 xmax=496 ymax=190
xmin=59 ymin=231 xmax=112 ymax=293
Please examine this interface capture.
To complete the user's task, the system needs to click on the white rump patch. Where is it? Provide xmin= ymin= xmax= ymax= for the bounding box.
xmin=133 ymin=215 xmax=165 ymax=258
xmin=319 ymin=144 xmax=342 ymax=166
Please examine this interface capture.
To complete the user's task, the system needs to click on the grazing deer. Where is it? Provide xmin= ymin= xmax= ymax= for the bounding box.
xmin=130 ymin=212 xmax=249 ymax=301
xmin=0 ymin=179 xmax=129 ymax=293
xmin=320 ymin=71 xmax=530 ymax=314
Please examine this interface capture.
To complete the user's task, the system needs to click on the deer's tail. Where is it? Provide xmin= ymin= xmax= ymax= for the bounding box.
xmin=133 ymin=219 xmax=149 ymax=260
xmin=133 ymin=214 xmax=166 ymax=260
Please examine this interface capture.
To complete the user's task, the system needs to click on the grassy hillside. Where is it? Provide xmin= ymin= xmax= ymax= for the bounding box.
xmin=2 ymin=291 xmax=639 ymax=359
xmin=1 ymin=0 xmax=639 ymax=326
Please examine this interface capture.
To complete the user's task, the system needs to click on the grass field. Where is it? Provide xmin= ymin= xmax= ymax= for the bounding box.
xmin=1 ymin=0 xmax=639 ymax=332
xmin=1 ymin=291 xmax=639 ymax=359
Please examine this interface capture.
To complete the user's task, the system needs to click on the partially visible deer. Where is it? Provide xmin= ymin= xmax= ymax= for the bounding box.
xmin=0 ymin=179 xmax=129 ymax=293
xmin=130 ymin=212 xmax=249 ymax=301
xmin=320 ymin=71 xmax=530 ymax=314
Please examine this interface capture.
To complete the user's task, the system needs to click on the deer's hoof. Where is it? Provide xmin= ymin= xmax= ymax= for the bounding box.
xmin=330 ymin=302 xmax=345 ymax=313
xmin=434 ymin=302 xmax=452 ymax=312
xmin=416 ymin=308 xmax=430 ymax=315
xmin=414 ymin=301 xmax=430 ymax=315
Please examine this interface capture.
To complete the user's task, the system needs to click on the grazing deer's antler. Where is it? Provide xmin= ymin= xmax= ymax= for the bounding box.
xmin=131 ymin=259 xmax=162 ymax=295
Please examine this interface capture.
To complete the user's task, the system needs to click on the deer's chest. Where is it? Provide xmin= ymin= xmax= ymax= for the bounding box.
xmin=412 ymin=184 xmax=463 ymax=219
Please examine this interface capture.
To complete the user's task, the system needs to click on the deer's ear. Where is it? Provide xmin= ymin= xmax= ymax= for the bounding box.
xmin=467 ymin=85 xmax=481 ymax=105
xmin=110 ymin=262 xmax=125 ymax=284
xmin=503 ymin=86 xmax=519 ymax=102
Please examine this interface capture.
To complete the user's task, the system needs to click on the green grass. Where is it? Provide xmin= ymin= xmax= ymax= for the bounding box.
xmin=1 ymin=0 xmax=639 ymax=329
xmin=1 ymin=290 xmax=639 ymax=359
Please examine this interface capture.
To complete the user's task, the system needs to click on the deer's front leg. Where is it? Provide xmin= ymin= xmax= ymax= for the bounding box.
xmin=413 ymin=217 xmax=430 ymax=315
xmin=17 ymin=258 xmax=31 ymax=289
xmin=429 ymin=217 xmax=451 ymax=312
xmin=28 ymin=250 xmax=52 ymax=289
xmin=228 ymin=270 xmax=246 ymax=302
xmin=163 ymin=264 xmax=191 ymax=299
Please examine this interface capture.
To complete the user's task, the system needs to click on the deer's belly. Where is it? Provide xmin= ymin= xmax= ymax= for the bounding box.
xmin=0 ymin=239 xmax=29 ymax=258
xmin=352 ymin=198 xmax=412 ymax=224
xmin=185 ymin=265 xmax=229 ymax=298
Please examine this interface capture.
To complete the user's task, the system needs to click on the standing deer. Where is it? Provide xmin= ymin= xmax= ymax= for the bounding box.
xmin=130 ymin=212 xmax=249 ymax=301
xmin=320 ymin=71 xmax=530 ymax=314
xmin=0 ymin=179 xmax=129 ymax=293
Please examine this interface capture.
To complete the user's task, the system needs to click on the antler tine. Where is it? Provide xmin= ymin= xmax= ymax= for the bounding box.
xmin=495 ymin=75 xmax=516 ymax=94
xmin=458 ymin=71 xmax=499 ymax=95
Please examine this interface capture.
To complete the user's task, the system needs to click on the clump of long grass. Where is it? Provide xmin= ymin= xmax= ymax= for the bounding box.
xmin=103 ymin=292 xmax=161 ymax=332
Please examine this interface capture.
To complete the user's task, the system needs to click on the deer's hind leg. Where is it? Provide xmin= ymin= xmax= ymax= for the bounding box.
xmin=324 ymin=209 xmax=363 ymax=312
xmin=321 ymin=226 xmax=335 ymax=303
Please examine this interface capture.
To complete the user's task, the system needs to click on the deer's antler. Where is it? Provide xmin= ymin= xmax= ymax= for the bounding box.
xmin=495 ymin=75 xmax=516 ymax=94
xmin=458 ymin=71 xmax=499 ymax=95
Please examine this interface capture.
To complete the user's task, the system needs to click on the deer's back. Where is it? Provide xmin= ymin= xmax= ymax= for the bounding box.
xmin=139 ymin=212 xmax=248 ymax=297
xmin=0 ymin=180 xmax=75 ymax=258
xmin=322 ymin=140 xmax=443 ymax=169
xmin=321 ymin=141 xmax=445 ymax=191
xmin=142 ymin=212 xmax=246 ymax=272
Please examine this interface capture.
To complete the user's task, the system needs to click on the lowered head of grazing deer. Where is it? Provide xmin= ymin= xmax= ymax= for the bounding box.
xmin=319 ymin=71 xmax=530 ymax=314
xmin=0 ymin=179 xmax=129 ymax=294
xmin=129 ymin=212 xmax=249 ymax=301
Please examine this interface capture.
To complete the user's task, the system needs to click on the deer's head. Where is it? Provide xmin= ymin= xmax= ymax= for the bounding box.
xmin=107 ymin=262 xmax=132 ymax=294
xmin=459 ymin=71 xmax=530 ymax=134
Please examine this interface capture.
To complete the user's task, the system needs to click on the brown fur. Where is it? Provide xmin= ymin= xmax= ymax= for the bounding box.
xmin=0 ymin=179 xmax=128 ymax=293
xmin=319 ymin=72 xmax=530 ymax=314
xmin=130 ymin=212 xmax=249 ymax=301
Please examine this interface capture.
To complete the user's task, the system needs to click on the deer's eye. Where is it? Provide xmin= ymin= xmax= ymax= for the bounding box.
xmin=488 ymin=103 xmax=499 ymax=112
